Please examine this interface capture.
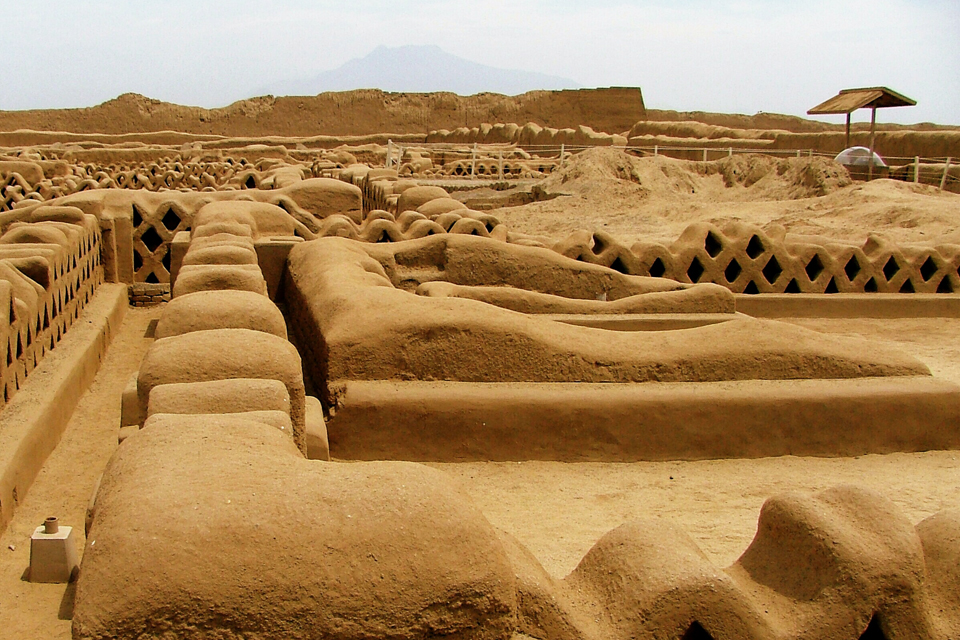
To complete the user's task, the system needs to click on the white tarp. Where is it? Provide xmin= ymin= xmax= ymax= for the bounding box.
xmin=834 ymin=146 xmax=886 ymax=167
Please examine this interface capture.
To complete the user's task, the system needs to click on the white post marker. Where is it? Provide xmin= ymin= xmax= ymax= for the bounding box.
xmin=471 ymin=144 xmax=477 ymax=177
xmin=560 ymin=144 xmax=565 ymax=167
xmin=654 ymin=145 xmax=658 ymax=157
xmin=498 ymin=149 xmax=504 ymax=180
xmin=386 ymin=140 xmax=393 ymax=168
xmin=703 ymin=148 xmax=708 ymax=162
xmin=914 ymin=156 xmax=920 ymax=184
xmin=941 ymin=157 xmax=952 ymax=192
xmin=728 ymin=147 xmax=733 ymax=158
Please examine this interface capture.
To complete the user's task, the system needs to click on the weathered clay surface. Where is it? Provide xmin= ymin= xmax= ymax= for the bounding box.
xmin=155 ymin=290 xmax=287 ymax=338
xmin=75 ymin=417 xmax=518 ymax=640
xmin=286 ymin=235 xmax=927 ymax=390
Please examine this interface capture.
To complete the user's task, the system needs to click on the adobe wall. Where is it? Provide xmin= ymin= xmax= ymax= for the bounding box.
xmin=0 ymin=172 xmax=939 ymax=639
xmin=0 ymin=205 xmax=104 ymax=405
xmin=0 ymin=88 xmax=647 ymax=137
xmin=76 ymin=419 xmax=960 ymax=639
xmin=627 ymin=120 xmax=960 ymax=160
xmin=8 ymin=152 xmax=958 ymax=306
xmin=68 ymin=198 xmax=960 ymax=640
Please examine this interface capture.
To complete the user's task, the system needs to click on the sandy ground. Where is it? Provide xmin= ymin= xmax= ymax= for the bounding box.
xmin=493 ymin=151 xmax=960 ymax=247
xmin=0 ymin=306 xmax=160 ymax=640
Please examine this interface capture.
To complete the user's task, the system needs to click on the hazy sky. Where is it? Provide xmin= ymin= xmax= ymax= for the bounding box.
xmin=1 ymin=0 xmax=957 ymax=125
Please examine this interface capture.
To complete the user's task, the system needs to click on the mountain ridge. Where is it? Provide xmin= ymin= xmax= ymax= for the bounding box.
xmin=257 ymin=45 xmax=581 ymax=98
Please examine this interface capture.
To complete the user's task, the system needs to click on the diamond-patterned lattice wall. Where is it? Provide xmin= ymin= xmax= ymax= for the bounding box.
xmin=132 ymin=202 xmax=191 ymax=283
xmin=554 ymin=222 xmax=960 ymax=295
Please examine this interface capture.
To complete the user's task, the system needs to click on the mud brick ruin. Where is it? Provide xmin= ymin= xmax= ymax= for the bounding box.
xmin=0 ymin=87 xmax=959 ymax=640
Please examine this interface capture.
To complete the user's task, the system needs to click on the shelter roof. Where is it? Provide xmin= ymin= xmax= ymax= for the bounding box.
xmin=807 ymin=87 xmax=916 ymax=115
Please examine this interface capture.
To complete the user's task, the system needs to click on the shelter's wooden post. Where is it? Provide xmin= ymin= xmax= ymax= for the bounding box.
xmin=941 ymin=158 xmax=952 ymax=192
xmin=702 ymin=148 xmax=708 ymax=162
xmin=845 ymin=113 xmax=851 ymax=150
xmin=498 ymin=150 xmax=503 ymax=180
xmin=796 ymin=150 xmax=801 ymax=158
xmin=386 ymin=140 xmax=393 ymax=168
xmin=868 ymin=107 xmax=877 ymax=181
xmin=471 ymin=144 xmax=477 ymax=176
xmin=728 ymin=147 xmax=733 ymax=158
xmin=914 ymin=156 xmax=920 ymax=183
xmin=654 ymin=145 xmax=658 ymax=157
xmin=560 ymin=144 xmax=565 ymax=167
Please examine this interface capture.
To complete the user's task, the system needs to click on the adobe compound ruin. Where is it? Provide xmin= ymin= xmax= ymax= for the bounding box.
xmin=1 ymin=90 xmax=959 ymax=640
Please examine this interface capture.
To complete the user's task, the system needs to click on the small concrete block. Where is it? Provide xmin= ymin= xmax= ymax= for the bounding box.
xmin=29 ymin=519 xmax=78 ymax=583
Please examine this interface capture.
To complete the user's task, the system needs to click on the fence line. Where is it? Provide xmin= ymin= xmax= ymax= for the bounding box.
xmin=381 ymin=139 xmax=959 ymax=189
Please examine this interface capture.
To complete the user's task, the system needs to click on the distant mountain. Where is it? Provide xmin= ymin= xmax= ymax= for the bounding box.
xmin=258 ymin=45 xmax=581 ymax=97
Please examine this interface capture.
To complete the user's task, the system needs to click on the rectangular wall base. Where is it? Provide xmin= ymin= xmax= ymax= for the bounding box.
xmin=327 ymin=376 xmax=960 ymax=462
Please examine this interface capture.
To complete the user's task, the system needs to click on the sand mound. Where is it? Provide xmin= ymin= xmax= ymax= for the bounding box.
xmin=539 ymin=148 xmax=851 ymax=203
xmin=706 ymin=154 xmax=852 ymax=198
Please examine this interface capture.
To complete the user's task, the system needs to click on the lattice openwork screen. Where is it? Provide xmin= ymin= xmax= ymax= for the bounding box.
xmin=0 ymin=217 xmax=103 ymax=404
xmin=131 ymin=202 xmax=191 ymax=283
xmin=554 ymin=223 xmax=960 ymax=295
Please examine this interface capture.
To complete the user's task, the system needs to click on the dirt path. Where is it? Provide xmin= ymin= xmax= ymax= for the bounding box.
xmin=0 ymin=306 xmax=160 ymax=640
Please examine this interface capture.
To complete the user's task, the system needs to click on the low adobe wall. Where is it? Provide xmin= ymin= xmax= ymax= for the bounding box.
xmin=560 ymin=222 xmax=960 ymax=295
xmin=627 ymin=120 xmax=960 ymax=160
xmin=0 ymin=205 xmax=104 ymax=406
xmin=0 ymin=282 xmax=125 ymax=534
xmin=283 ymin=234 xmax=960 ymax=462
xmin=76 ymin=419 xmax=960 ymax=639
xmin=68 ymin=196 xmax=960 ymax=640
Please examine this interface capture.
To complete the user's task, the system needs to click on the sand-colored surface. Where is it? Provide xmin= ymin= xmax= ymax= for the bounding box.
xmin=0 ymin=310 xmax=957 ymax=640
xmin=494 ymin=149 xmax=960 ymax=247
xmin=4 ymin=90 xmax=955 ymax=143
xmin=0 ymin=307 xmax=160 ymax=640
xmin=0 ymin=88 xmax=647 ymax=139
xmin=1 ymin=137 xmax=959 ymax=638
xmin=428 ymin=317 xmax=960 ymax=578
